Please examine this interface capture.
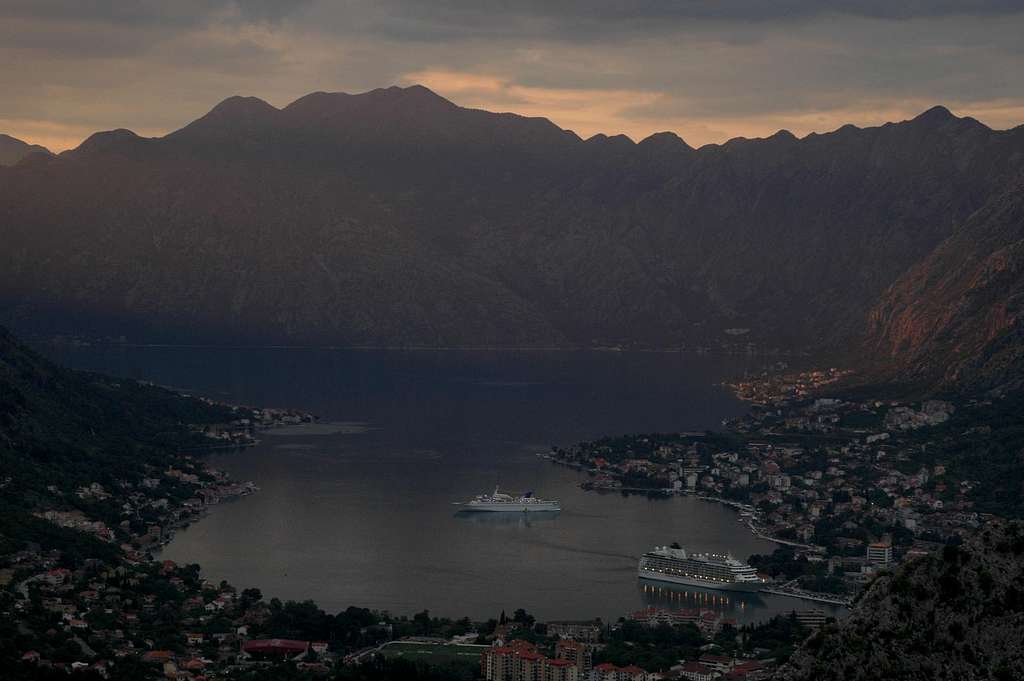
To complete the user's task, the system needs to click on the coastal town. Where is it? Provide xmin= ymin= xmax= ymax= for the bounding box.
xmin=7 ymin=404 xmax=315 ymax=559
xmin=4 ymin=365 xmax=1018 ymax=680
xmin=546 ymin=367 xmax=1005 ymax=606
xmin=1 ymin=381 xmax=825 ymax=681
xmin=2 ymin=428 xmax=822 ymax=681
xmin=4 ymin=536 xmax=816 ymax=681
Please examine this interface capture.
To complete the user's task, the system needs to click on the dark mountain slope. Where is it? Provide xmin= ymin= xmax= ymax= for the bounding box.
xmin=0 ymin=325 xmax=243 ymax=557
xmin=1 ymin=87 xmax=1022 ymax=353
xmin=0 ymin=147 xmax=567 ymax=345
xmin=775 ymin=520 xmax=1024 ymax=681
xmin=867 ymin=177 xmax=1024 ymax=389
xmin=0 ymin=133 xmax=50 ymax=166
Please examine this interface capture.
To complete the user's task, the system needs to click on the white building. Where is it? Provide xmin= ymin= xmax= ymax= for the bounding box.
xmin=866 ymin=542 xmax=893 ymax=567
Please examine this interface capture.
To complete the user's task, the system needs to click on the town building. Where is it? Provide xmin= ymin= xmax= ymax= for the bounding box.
xmin=866 ymin=542 xmax=893 ymax=567
xmin=677 ymin=661 xmax=715 ymax=681
xmin=793 ymin=609 xmax=828 ymax=629
xmin=589 ymin=662 xmax=647 ymax=681
xmin=240 ymin=638 xmax=310 ymax=660
xmin=547 ymin=620 xmax=602 ymax=643
xmin=481 ymin=640 xmax=584 ymax=681
xmin=555 ymin=639 xmax=593 ymax=673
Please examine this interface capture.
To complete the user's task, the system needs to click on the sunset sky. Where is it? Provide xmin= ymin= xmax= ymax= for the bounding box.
xmin=4 ymin=1 xmax=1024 ymax=151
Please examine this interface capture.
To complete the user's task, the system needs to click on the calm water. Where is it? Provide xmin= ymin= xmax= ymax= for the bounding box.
xmin=44 ymin=345 xmax=838 ymax=623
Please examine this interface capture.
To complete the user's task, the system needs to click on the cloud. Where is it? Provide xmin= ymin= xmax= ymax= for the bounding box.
xmin=0 ymin=1 xmax=311 ymax=27
xmin=0 ymin=118 xmax=102 ymax=153
xmin=319 ymin=1 xmax=1024 ymax=43
xmin=1 ymin=1 xmax=1023 ymax=150
xmin=398 ymin=69 xmax=1024 ymax=148
xmin=401 ymin=69 xmax=664 ymax=140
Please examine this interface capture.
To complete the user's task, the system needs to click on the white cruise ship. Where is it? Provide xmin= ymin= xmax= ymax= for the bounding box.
xmin=457 ymin=487 xmax=560 ymax=512
xmin=638 ymin=546 xmax=765 ymax=592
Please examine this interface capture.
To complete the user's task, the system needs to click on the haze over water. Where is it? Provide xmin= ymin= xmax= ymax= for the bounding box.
xmin=44 ymin=345 xmax=836 ymax=623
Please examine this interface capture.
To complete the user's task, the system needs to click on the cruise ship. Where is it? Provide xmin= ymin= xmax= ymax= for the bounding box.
xmin=457 ymin=487 xmax=560 ymax=512
xmin=638 ymin=546 xmax=765 ymax=592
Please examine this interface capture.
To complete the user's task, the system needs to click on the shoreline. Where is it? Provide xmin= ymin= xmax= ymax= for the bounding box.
xmin=538 ymin=452 xmax=850 ymax=610
xmin=35 ymin=336 xmax=813 ymax=360
xmin=149 ymin=415 xmax=319 ymax=555
xmin=162 ymin=434 xmax=838 ymax=622
xmin=157 ymin=373 xmax=848 ymax=621
xmin=540 ymin=451 xmax=812 ymax=551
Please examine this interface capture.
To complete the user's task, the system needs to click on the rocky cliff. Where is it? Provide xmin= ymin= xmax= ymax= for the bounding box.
xmin=776 ymin=521 xmax=1024 ymax=681
xmin=867 ymin=179 xmax=1024 ymax=390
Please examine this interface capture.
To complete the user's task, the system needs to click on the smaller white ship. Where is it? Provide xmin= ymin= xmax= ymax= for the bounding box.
xmin=456 ymin=487 xmax=560 ymax=512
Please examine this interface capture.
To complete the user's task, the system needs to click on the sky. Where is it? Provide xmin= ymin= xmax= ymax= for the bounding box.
xmin=3 ymin=1 xmax=1024 ymax=151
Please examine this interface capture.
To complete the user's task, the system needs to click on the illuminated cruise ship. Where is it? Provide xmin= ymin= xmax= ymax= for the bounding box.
xmin=638 ymin=546 xmax=765 ymax=592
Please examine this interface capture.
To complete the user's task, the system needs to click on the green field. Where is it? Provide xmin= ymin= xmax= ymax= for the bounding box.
xmin=379 ymin=641 xmax=488 ymax=666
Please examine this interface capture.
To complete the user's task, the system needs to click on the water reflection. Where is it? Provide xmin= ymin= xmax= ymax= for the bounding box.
xmin=638 ymin=578 xmax=762 ymax=615
xmin=454 ymin=510 xmax=561 ymax=527
xmin=46 ymin=344 xmax=785 ymax=621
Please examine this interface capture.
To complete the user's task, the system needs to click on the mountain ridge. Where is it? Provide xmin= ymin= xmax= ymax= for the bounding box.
xmin=2 ymin=86 xmax=1023 ymax=389
xmin=0 ymin=133 xmax=51 ymax=166
xmin=64 ymin=86 xmax=1005 ymax=155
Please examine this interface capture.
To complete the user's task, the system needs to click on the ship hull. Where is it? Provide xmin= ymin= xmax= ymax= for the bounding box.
xmin=463 ymin=502 xmax=561 ymax=512
xmin=638 ymin=569 xmax=764 ymax=592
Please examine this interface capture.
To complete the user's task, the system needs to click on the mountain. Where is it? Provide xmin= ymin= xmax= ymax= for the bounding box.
xmin=774 ymin=520 xmax=1024 ymax=681
xmin=0 ymin=133 xmax=50 ymax=166
xmin=1 ymin=87 xmax=1023 ymax=370
xmin=867 ymin=178 xmax=1024 ymax=390
xmin=0 ymin=325 xmax=241 ymax=557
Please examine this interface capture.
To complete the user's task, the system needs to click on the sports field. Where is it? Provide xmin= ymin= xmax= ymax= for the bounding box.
xmin=379 ymin=641 xmax=488 ymax=666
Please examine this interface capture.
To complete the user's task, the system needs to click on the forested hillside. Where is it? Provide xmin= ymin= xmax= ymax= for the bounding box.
xmin=0 ymin=326 xmax=246 ymax=560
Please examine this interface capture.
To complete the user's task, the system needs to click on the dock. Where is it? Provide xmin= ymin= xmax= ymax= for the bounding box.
xmin=758 ymin=586 xmax=852 ymax=607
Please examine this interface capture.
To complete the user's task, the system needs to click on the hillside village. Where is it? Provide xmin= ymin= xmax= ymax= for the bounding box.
xmin=1 ymin=402 xmax=818 ymax=681
xmin=5 ymin=364 xmax=1021 ymax=680
xmin=547 ymin=369 xmax=1007 ymax=601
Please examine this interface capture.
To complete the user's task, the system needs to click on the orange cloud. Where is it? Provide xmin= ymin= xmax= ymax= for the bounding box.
xmin=0 ymin=119 xmax=98 ymax=153
xmin=401 ymin=69 xmax=664 ymax=141
xmin=8 ymin=69 xmax=1024 ymax=153
xmin=401 ymin=69 xmax=1024 ymax=146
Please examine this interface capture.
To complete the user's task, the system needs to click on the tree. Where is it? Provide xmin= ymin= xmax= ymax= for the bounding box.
xmin=512 ymin=609 xmax=534 ymax=627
